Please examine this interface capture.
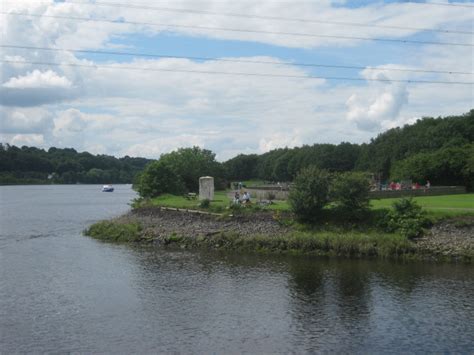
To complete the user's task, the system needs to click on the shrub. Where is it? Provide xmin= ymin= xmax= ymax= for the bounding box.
xmin=199 ymin=198 xmax=211 ymax=208
xmin=288 ymin=166 xmax=332 ymax=222
xmin=229 ymin=202 xmax=244 ymax=214
xmin=331 ymin=172 xmax=370 ymax=219
xmin=134 ymin=161 xmax=186 ymax=198
xmin=383 ymin=198 xmax=429 ymax=239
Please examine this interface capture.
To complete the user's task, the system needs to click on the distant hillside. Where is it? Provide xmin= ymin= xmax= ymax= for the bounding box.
xmin=0 ymin=145 xmax=152 ymax=185
xmin=356 ymin=110 xmax=474 ymax=179
xmin=224 ymin=110 xmax=474 ymax=188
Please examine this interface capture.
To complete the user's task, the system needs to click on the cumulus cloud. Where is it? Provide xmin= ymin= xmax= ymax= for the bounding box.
xmin=259 ymin=130 xmax=303 ymax=153
xmin=1 ymin=70 xmax=76 ymax=107
xmin=3 ymin=70 xmax=72 ymax=89
xmin=346 ymin=83 xmax=409 ymax=131
xmin=51 ymin=109 xmax=88 ymax=147
xmin=0 ymin=107 xmax=54 ymax=134
xmin=124 ymin=135 xmax=205 ymax=159
xmin=53 ymin=109 xmax=87 ymax=135
xmin=10 ymin=134 xmax=45 ymax=147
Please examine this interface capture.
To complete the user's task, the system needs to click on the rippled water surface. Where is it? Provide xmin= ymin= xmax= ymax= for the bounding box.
xmin=1 ymin=185 xmax=473 ymax=353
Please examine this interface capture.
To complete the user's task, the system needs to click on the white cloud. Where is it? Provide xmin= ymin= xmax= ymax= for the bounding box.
xmin=259 ymin=130 xmax=303 ymax=153
xmin=124 ymin=135 xmax=205 ymax=159
xmin=3 ymin=70 xmax=72 ymax=89
xmin=0 ymin=107 xmax=54 ymax=134
xmin=53 ymin=109 xmax=87 ymax=135
xmin=10 ymin=134 xmax=45 ymax=147
xmin=346 ymin=82 xmax=409 ymax=131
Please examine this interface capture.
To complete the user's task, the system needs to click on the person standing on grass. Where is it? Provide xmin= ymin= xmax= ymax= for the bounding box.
xmin=242 ymin=191 xmax=250 ymax=204
xmin=234 ymin=191 xmax=240 ymax=204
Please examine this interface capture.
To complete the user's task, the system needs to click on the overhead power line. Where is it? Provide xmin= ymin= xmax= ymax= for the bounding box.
xmin=2 ymin=12 xmax=473 ymax=47
xmin=403 ymin=1 xmax=474 ymax=8
xmin=2 ymin=59 xmax=473 ymax=85
xmin=20 ymin=0 xmax=474 ymax=35
xmin=2 ymin=44 xmax=472 ymax=75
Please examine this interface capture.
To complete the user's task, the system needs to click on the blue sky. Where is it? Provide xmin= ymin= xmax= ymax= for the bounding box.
xmin=1 ymin=0 xmax=473 ymax=159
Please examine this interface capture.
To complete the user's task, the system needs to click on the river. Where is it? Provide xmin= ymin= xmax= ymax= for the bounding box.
xmin=0 ymin=185 xmax=473 ymax=353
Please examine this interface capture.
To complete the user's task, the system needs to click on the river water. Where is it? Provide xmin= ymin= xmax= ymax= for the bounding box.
xmin=0 ymin=185 xmax=473 ymax=353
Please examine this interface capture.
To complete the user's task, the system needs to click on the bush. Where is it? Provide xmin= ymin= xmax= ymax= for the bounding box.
xmin=199 ymin=198 xmax=211 ymax=208
xmin=331 ymin=172 xmax=370 ymax=219
xmin=134 ymin=161 xmax=186 ymax=198
xmin=383 ymin=198 xmax=429 ymax=239
xmin=288 ymin=166 xmax=332 ymax=222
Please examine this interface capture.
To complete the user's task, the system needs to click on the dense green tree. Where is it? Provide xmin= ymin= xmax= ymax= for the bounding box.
xmin=390 ymin=144 xmax=474 ymax=188
xmin=356 ymin=110 xmax=474 ymax=177
xmin=223 ymin=110 xmax=473 ymax=189
xmin=223 ymin=154 xmax=259 ymax=181
xmin=288 ymin=167 xmax=332 ymax=222
xmin=134 ymin=161 xmax=186 ymax=198
xmin=331 ymin=172 xmax=371 ymax=214
xmin=159 ymin=146 xmax=226 ymax=191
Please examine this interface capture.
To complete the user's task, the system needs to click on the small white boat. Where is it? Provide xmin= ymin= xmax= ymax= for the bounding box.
xmin=102 ymin=185 xmax=114 ymax=192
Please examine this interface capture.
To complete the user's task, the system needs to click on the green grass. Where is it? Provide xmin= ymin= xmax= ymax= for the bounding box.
xmin=148 ymin=191 xmax=231 ymax=212
xmin=143 ymin=192 xmax=474 ymax=218
xmin=85 ymin=221 xmax=142 ymax=242
xmin=159 ymin=229 xmax=416 ymax=259
xmin=269 ymin=194 xmax=474 ymax=216
xmin=267 ymin=200 xmax=290 ymax=211
xmin=371 ymin=194 xmax=474 ymax=218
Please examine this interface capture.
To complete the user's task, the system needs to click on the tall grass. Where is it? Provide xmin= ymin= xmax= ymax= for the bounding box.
xmin=85 ymin=221 xmax=142 ymax=242
xmin=159 ymin=230 xmax=415 ymax=259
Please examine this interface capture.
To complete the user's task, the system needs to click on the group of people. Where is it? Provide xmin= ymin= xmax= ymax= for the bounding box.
xmin=388 ymin=180 xmax=430 ymax=191
xmin=233 ymin=191 xmax=251 ymax=204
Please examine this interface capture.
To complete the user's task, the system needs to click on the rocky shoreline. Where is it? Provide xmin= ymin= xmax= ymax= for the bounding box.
xmin=118 ymin=207 xmax=290 ymax=239
xmin=415 ymin=218 xmax=474 ymax=259
xmin=89 ymin=207 xmax=474 ymax=262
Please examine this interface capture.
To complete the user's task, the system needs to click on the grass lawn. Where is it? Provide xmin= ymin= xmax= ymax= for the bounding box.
xmin=371 ymin=194 xmax=474 ymax=218
xmin=267 ymin=200 xmax=290 ymax=211
xmin=147 ymin=191 xmax=473 ymax=218
xmin=149 ymin=191 xmax=231 ymax=211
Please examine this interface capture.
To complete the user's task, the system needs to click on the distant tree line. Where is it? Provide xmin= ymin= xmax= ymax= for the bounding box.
xmin=0 ymin=145 xmax=151 ymax=184
xmin=1 ymin=110 xmax=473 ymax=189
xmin=224 ymin=110 xmax=474 ymax=190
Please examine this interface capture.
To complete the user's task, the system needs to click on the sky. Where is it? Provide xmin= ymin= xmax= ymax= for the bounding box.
xmin=1 ymin=0 xmax=473 ymax=161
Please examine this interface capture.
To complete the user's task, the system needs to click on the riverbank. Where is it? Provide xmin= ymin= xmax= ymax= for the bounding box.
xmin=85 ymin=207 xmax=474 ymax=262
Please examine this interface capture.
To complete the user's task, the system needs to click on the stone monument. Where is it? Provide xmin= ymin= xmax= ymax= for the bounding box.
xmin=199 ymin=176 xmax=214 ymax=201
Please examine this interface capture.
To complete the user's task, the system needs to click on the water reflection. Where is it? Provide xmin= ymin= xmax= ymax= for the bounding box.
xmin=125 ymin=249 xmax=474 ymax=353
